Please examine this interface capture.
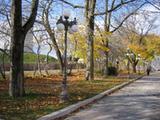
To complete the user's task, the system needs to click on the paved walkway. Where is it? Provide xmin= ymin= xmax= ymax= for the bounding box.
xmin=65 ymin=72 xmax=160 ymax=120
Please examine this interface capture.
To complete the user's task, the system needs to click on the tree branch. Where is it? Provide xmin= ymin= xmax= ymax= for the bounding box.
xmin=145 ymin=0 xmax=160 ymax=10
xmin=58 ymin=0 xmax=84 ymax=9
xmin=23 ymin=0 xmax=39 ymax=33
xmin=95 ymin=0 xmax=136 ymax=16
xmin=111 ymin=2 xmax=147 ymax=33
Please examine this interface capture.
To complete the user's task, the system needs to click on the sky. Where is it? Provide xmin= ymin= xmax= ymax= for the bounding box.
xmin=0 ymin=0 xmax=160 ymax=58
xmin=122 ymin=4 xmax=160 ymax=35
xmin=142 ymin=4 xmax=160 ymax=34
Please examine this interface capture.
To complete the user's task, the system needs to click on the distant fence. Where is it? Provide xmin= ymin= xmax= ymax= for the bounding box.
xmin=2 ymin=63 xmax=86 ymax=71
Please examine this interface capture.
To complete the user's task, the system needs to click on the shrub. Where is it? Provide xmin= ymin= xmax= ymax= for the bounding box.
xmin=108 ymin=66 xmax=118 ymax=76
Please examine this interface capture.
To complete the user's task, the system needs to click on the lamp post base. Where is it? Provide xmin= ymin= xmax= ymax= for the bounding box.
xmin=60 ymin=87 xmax=68 ymax=103
xmin=127 ymin=74 xmax=130 ymax=79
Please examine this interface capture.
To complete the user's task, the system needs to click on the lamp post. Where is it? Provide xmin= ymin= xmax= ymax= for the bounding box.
xmin=136 ymin=54 xmax=141 ymax=74
xmin=126 ymin=53 xmax=130 ymax=77
xmin=56 ymin=10 xmax=78 ymax=102
xmin=116 ymin=59 xmax=119 ymax=72
xmin=126 ymin=48 xmax=141 ymax=74
xmin=126 ymin=48 xmax=131 ymax=77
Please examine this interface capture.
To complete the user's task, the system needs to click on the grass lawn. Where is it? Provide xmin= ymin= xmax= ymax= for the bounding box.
xmin=0 ymin=72 xmax=129 ymax=120
xmin=0 ymin=52 xmax=57 ymax=64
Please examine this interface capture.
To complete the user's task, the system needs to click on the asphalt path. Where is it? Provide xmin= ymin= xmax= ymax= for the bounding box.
xmin=65 ymin=72 xmax=160 ymax=120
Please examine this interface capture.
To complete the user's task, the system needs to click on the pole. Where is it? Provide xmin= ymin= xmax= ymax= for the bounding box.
xmin=127 ymin=58 xmax=130 ymax=78
xmin=60 ymin=20 xmax=68 ymax=102
xmin=138 ymin=63 xmax=140 ymax=74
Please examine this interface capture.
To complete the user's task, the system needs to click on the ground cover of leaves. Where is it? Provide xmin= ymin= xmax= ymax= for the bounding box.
xmin=0 ymin=71 xmax=128 ymax=120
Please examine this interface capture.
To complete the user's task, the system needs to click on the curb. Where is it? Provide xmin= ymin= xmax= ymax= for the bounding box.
xmin=37 ymin=75 xmax=144 ymax=120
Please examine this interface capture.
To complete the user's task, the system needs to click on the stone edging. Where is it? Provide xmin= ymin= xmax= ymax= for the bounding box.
xmin=37 ymin=75 xmax=143 ymax=120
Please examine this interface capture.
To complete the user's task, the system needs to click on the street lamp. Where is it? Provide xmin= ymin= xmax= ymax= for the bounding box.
xmin=136 ymin=54 xmax=141 ymax=61
xmin=126 ymin=48 xmax=141 ymax=75
xmin=136 ymin=54 xmax=141 ymax=74
xmin=126 ymin=48 xmax=131 ymax=77
xmin=116 ymin=59 xmax=119 ymax=71
xmin=56 ymin=10 xmax=78 ymax=102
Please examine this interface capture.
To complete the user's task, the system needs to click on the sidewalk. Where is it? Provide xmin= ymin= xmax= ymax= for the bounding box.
xmin=65 ymin=72 xmax=160 ymax=120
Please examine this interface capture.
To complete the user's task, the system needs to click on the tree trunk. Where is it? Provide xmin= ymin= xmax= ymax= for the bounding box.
xmin=9 ymin=32 xmax=26 ymax=97
xmin=104 ymin=41 xmax=109 ymax=76
xmin=132 ymin=63 xmax=137 ymax=73
xmin=37 ymin=48 xmax=42 ymax=76
xmin=9 ymin=0 xmax=23 ymax=97
xmin=85 ymin=0 xmax=96 ymax=81
xmin=0 ymin=67 xmax=6 ymax=80
xmin=33 ymin=54 xmax=42 ymax=76
xmin=104 ymin=0 xmax=110 ymax=77
xmin=44 ymin=43 xmax=52 ymax=76
xmin=0 ymin=52 xmax=6 ymax=80
xmin=2 ymin=53 xmax=6 ymax=79
xmin=86 ymin=23 xmax=94 ymax=80
xmin=33 ymin=62 xmax=37 ymax=76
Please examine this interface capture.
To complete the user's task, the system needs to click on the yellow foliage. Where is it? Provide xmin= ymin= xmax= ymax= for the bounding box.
xmin=68 ymin=29 xmax=111 ymax=62
xmin=128 ymin=34 xmax=160 ymax=61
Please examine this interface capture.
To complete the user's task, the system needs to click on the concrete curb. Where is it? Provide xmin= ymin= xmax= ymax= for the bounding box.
xmin=37 ymin=75 xmax=144 ymax=120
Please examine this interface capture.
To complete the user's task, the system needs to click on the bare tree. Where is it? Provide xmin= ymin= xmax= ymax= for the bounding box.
xmin=9 ymin=0 xmax=39 ymax=97
xmin=32 ymin=32 xmax=43 ymax=76
xmin=44 ymin=41 xmax=53 ymax=75
xmin=41 ymin=0 xmax=64 ymax=73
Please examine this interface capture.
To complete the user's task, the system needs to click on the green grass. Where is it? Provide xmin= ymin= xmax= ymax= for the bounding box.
xmin=23 ymin=52 xmax=57 ymax=64
xmin=0 ymin=52 xmax=57 ymax=64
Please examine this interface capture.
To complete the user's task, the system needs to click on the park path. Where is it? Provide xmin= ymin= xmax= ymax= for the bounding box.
xmin=65 ymin=72 xmax=160 ymax=120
